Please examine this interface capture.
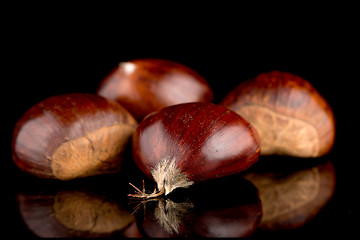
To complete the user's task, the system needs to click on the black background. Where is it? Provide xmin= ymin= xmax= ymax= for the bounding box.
xmin=3 ymin=5 xmax=358 ymax=238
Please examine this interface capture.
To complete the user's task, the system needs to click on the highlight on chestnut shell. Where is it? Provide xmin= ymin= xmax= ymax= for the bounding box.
xmin=129 ymin=102 xmax=261 ymax=198
xmin=96 ymin=59 xmax=214 ymax=121
xmin=12 ymin=93 xmax=138 ymax=180
xmin=220 ymin=71 xmax=336 ymax=158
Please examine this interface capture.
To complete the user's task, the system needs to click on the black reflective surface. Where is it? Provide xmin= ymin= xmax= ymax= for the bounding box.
xmin=8 ymin=155 xmax=344 ymax=238
xmin=134 ymin=175 xmax=262 ymax=238
xmin=4 ymin=12 xmax=357 ymax=238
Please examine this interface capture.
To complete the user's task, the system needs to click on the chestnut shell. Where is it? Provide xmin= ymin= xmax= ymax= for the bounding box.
xmin=96 ymin=59 xmax=214 ymax=120
xmin=12 ymin=93 xmax=137 ymax=180
xmin=220 ymin=71 xmax=335 ymax=158
xmin=132 ymin=102 xmax=260 ymax=184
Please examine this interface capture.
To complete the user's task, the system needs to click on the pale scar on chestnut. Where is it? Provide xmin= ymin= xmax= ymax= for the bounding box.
xmin=236 ymin=105 xmax=320 ymax=157
xmin=51 ymin=123 xmax=135 ymax=180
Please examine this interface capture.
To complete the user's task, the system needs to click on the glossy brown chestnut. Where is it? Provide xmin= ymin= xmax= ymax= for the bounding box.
xmin=131 ymin=102 xmax=260 ymax=196
xmin=12 ymin=93 xmax=137 ymax=180
xmin=96 ymin=59 xmax=214 ymax=120
xmin=243 ymin=160 xmax=335 ymax=231
xmin=220 ymin=71 xmax=336 ymax=158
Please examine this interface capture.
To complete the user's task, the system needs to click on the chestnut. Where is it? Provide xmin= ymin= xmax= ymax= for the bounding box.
xmin=243 ymin=159 xmax=335 ymax=231
xmin=220 ymin=71 xmax=335 ymax=158
xmin=130 ymin=102 xmax=260 ymax=197
xmin=12 ymin=93 xmax=137 ymax=180
xmin=96 ymin=58 xmax=214 ymax=120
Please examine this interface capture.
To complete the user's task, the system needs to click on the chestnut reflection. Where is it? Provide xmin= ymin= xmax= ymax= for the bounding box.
xmin=16 ymin=177 xmax=142 ymax=238
xmin=243 ymin=158 xmax=335 ymax=231
xmin=134 ymin=175 xmax=262 ymax=238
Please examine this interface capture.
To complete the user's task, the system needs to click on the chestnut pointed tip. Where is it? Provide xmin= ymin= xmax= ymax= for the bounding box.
xmin=127 ymin=180 xmax=166 ymax=199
